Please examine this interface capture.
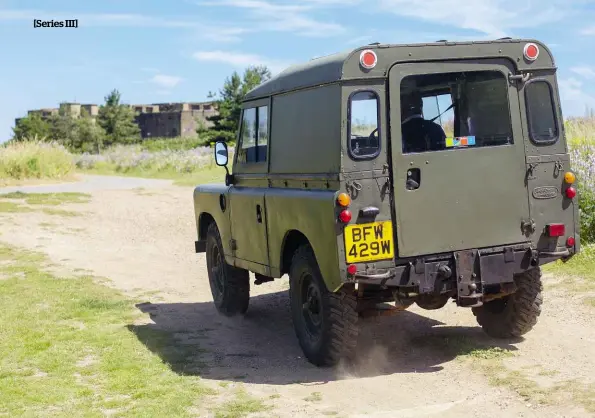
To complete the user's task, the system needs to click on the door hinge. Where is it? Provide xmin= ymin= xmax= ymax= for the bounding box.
xmin=521 ymin=219 xmax=536 ymax=234
xmin=230 ymin=239 xmax=237 ymax=251
xmin=509 ymin=72 xmax=531 ymax=84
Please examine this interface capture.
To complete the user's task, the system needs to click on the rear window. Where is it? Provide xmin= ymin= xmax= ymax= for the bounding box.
xmin=400 ymin=70 xmax=513 ymax=154
xmin=525 ymin=80 xmax=559 ymax=143
xmin=348 ymin=91 xmax=380 ymax=159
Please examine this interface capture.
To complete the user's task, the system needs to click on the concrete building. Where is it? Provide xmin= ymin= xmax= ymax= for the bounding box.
xmin=15 ymin=100 xmax=218 ymax=139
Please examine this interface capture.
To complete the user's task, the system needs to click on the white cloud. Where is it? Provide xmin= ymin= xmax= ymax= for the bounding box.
xmin=377 ymin=0 xmax=572 ymax=38
xmin=571 ymin=66 xmax=595 ymax=79
xmin=559 ymin=77 xmax=595 ymax=117
xmin=150 ymin=74 xmax=183 ymax=88
xmin=197 ymin=0 xmax=345 ymax=37
xmin=581 ymin=26 xmax=595 ymax=35
xmin=192 ymin=50 xmax=291 ymax=73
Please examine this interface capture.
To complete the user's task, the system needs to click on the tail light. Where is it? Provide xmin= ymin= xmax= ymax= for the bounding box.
xmin=546 ymin=223 xmax=565 ymax=237
xmin=347 ymin=264 xmax=357 ymax=275
xmin=337 ymin=192 xmax=351 ymax=207
xmin=567 ymin=236 xmax=576 ymax=247
xmin=564 ymin=171 xmax=576 ymax=184
xmin=565 ymin=187 xmax=577 ymax=199
xmin=339 ymin=210 xmax=352 ymax=223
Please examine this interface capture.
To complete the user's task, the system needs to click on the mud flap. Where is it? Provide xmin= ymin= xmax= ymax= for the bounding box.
xmin=454 ymin=249 xmax=483 ymax=307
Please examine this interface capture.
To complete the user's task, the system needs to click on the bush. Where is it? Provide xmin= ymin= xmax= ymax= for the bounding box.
xmin=569 ymin=139 xmax=595 ymax=244
xmin=579 ymin=187 xmax=595 ymax=244
xmin=0 ymin=140 xmax=75 ymax=183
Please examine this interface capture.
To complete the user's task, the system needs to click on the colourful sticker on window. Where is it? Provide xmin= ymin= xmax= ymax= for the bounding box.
xmin=445 ymin=136 xmax=476 ymax=148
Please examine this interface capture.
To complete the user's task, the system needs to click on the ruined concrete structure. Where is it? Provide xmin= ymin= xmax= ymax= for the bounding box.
xmin=16 ymin=100 xmax=218 ymax=139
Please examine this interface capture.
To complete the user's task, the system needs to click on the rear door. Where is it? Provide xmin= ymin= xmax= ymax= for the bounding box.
xmin=388 ymin=59 xmax=531 ymax=257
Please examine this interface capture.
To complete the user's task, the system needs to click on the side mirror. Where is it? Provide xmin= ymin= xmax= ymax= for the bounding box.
xmin=214 ymin=141 xmax=228 ymax=166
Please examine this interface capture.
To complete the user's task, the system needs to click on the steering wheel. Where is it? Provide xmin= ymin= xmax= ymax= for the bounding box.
xmin=369 ymin=128 xmax=379 ymax=146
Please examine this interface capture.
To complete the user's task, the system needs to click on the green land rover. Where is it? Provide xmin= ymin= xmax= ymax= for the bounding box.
xmin=193 ymin=38 xmax=580 ymax=367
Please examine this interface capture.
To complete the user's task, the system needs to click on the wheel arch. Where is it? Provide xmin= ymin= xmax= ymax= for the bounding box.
xmin=280 ymin=229 xmax=312 ymax=275
xmin=198 ymin=212 xmax=216 ymax=241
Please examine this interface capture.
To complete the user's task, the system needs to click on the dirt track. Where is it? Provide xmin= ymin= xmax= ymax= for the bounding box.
xmin=1 ymin=175 xmax=594 ymax=417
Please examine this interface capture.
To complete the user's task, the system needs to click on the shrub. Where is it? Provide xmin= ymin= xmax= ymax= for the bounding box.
xmin=0 ymin=140 xmax=75 ymax=182
xmin=74 ymin=144 xmax=235 ymax=175
xmin=570 ymin=140 xmax=595 ymax=243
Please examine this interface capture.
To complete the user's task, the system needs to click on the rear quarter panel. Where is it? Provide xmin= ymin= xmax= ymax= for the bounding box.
xmin=266 ymin=188 xmax=342 ymax=291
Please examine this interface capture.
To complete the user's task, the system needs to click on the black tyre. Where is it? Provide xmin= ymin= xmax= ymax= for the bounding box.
xmin=472 ymin=267 xmax=543 ymax=338
xmin=205 ymin=222 xmax=250 ymax=316
xmin=289 ymin=245 xmax=359 ymax=367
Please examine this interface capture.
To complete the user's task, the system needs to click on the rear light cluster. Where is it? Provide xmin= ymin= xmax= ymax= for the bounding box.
xmin=564 ymin=171 xmax=577 ymax=199
xmin=337 ymin=192 xmax=358 ymax=276
xmin=337 ymin=193 xmax=352 ymax=223
xmin=546 ymin=223 xmax=576 ymax=248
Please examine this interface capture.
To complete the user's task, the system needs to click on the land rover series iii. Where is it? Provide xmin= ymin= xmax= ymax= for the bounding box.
xmin=193 ymin=38 xmax=580 ymax=367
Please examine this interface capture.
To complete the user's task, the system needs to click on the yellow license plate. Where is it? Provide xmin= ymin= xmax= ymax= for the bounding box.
xmin=344 ymin=221 xmax=394 ymax=263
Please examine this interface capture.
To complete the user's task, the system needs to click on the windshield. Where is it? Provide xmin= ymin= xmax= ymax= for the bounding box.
xmin=400 ymin=70 xmax=513 ymax=154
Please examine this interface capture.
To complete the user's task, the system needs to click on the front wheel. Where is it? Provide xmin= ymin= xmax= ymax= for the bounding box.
xmin=289 ymin=245 xmax=359 ymax=367
xmin=205 ymin=222 xmax=250 ymax=316
xmin=472 ymin=267 xmax=543 ymax=338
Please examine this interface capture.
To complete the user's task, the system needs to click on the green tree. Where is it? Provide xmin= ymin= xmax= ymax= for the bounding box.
xmin=12 ymin=113 xmax=52 ymax=141
xmin=97 ymin=89 xmax=141 ymax=146
xmin=203 ymin=65 xmax=272 ymax=142
xmin=47 ymin=110 xmax=79 ymax=149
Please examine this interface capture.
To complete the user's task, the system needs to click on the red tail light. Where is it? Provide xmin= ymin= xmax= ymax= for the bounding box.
xmin=339 ymin=209 xmax=352 ymax=223
xmin=546 ymin=223 xmax=565 ymax=237
xmin=567 ymin=237 xmax=576 ymax=247
xmin=566 ymin=187 xmax=577 ymax=199
xmin=347 ymin=264 xmax=357 ymax=275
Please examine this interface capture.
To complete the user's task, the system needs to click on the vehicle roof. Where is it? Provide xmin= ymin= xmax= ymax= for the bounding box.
xmin=244 ymin=38 xmax=554 ymax=101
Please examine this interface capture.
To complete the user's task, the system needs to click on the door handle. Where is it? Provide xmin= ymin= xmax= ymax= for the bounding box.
xmin=406 ymin=168 xmax=421 ymax=190
xmin=256 ymin=204 xmax=262 ymax=223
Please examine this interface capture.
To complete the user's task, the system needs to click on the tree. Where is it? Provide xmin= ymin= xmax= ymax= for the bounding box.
xmin=12 ymin=113 xmax=52 ymax=141
xmin=97 ymin=89 xmax=141 ymax=146
xmin=203 ymin=65 xmax=272 ymax=142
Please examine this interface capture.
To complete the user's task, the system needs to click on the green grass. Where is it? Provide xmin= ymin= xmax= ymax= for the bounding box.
xmin=543 ymin=244 xmax=595 ymax=291
xmin=304 ymin=392 xmax=322 ymax=402
xmin=211 ymin=388 xmax=271 ymax=418
xmin=0 ymin=140 xmax=75 ymax=186
xmin=0 ymin=243 xmax=220 ymax=417
xmin=79 ymin=165 xmax=226 ymax=187
xmin=0 ymin=192 xmax=89 ymax=217
xmin=0 ymin=191 xmax=91 ymax=205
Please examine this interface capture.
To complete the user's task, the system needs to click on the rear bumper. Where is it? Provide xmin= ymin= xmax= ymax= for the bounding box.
xmin=350 ymin=245 xmax=571 ymax=296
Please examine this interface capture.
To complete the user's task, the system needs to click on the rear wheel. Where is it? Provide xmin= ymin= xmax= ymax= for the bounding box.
xmin=206 ymin=222 xmax=250 ymax=316
xmin=472 ymin=267 xmax=543 ymax=338
xmin=289 ymin=245 xmax=359 ymax=367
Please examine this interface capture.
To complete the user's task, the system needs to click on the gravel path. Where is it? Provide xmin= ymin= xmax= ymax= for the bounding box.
xmin=1 ymin=176 xmax=594 ymax=417
xmin=0 ymin=174 xmax=173 ymax=195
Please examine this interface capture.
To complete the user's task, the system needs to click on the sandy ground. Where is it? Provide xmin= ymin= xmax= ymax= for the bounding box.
xmin=1 ymin=175 xmax=594 ymax=417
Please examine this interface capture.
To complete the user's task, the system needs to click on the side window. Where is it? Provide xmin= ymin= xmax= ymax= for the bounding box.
xmin=525 ymin=80 xmax=559 ymax=143
xmin=257 ymin=106 xmax=268 ymax=162
xmin=237 ymin=108 xmax=257 ymax=164
xmin=348 ymin=91 xmax=380 ymax=159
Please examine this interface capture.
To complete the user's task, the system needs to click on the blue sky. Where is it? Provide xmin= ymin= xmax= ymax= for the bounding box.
xmin=1 ymin=0 xmax=595 ymax=141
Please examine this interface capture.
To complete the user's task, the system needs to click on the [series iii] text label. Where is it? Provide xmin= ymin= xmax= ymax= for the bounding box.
xmin=33 ymin=19 xmax=78 ymax=28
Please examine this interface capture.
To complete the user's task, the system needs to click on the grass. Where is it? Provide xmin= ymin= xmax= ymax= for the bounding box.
xmin=0 ymin=242 xmax=272 ymax=417
xmin=0 ymin=192 xmax=89 ymax=217
xmin=0 ymin=191 xmax=91 ymax=205
xmin=80 ymin=164 xmax=226 ymax=187
xmin=0 ymin=140 xmax=75 ymax=186
xmin=0 ymin=243 xmax=218 ymax=417
xmin=211 ymin=388 xmax=271 ymax=418
xmin=304 ymin=392 xmax=322 ymax=402
xmin=543 ymin=244 xmax=595 ymax=294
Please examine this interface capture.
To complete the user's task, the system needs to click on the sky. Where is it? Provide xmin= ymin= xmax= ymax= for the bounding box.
xmin=1 ymin=0 xmax=595 ymax=142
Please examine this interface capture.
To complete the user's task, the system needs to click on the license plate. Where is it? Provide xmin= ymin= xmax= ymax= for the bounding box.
xmin=344 ymin=221 xmax=394 ymax=263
